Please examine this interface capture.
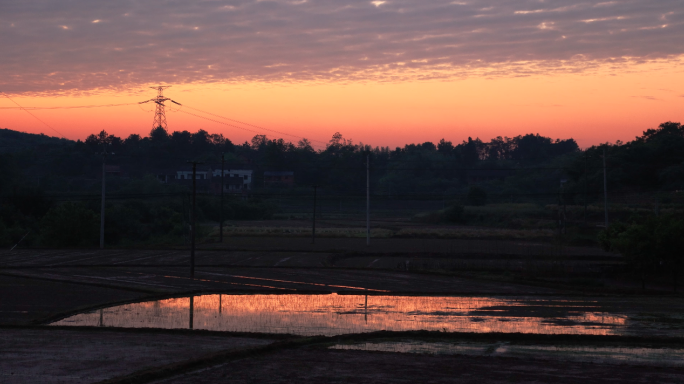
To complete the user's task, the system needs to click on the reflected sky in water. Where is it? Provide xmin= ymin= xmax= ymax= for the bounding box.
xmin=51 ymin=294 xmax=640 ymax=336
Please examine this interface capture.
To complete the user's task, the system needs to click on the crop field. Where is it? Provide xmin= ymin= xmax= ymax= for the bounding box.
xmin=1 ymin=237 xmax=683 ymax=384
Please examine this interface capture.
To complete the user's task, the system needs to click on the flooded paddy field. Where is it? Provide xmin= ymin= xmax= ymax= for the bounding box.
xmin=52 ymin=293 xmax=684 ymax=338
xmin=4 ymin=248 xmax=684 ymax=383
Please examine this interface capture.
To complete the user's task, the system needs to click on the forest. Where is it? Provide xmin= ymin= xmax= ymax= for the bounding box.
xmin=1 ymin=121 xmax=683 ymax=249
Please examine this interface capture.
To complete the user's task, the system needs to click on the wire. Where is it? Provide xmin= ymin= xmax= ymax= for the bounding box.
xmin=2 ymin=189 xmax=678 ymax=201
xmin=0 ymin=102 xmax=138 ymax=110
xmin=178 ymin=109 xmax=327 ymax=150
xmin=175 ymin=161 xmax=610 ymax=172
xmin=1 ymin=93 xmax=67 ymax=138
xmin=180 ymin=104 xmax=328 ymax=146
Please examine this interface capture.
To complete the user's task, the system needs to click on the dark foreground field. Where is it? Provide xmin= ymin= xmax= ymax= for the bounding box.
xmin=2 ymin=246 xmax=683 ymax=383
xmin=155 ymin=347 xmax=684 ymax=384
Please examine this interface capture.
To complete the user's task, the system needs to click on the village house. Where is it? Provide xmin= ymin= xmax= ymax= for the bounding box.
xmin=212 ymin=169 xmax=252 ymax=193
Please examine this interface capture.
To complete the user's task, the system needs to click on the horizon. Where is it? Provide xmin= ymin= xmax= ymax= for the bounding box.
xmin=2 ymin=75 xmax=682 ymax=150
xmin=2 ymin=1 xmax=683 ymax=149
xmin=4 ymin=118 xmax=675 ymax=152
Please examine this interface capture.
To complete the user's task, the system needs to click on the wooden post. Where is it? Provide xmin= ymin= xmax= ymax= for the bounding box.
xmin=603 ymin=149 xmax=608 ymax=228
xmin=220 ymin=153 xmax=224 ymax=243
xmin=312 ymin=185 xmax=317 ymax=244
xmin=366 ymin=153 xmax=370 ymax=246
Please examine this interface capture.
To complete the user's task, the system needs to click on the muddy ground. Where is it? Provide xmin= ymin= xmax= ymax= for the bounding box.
xmin=154 ymin=347 xmax=684 ymax=384
xmin=0 ymin=327 xmax=273 ymax=384
xmin=200 ymin=236 xmax=608 ymax=256
xmin=4 ymin=327 xmax=684 ymax=384
xmin=0 ymin=275 xmax=145 ymax=325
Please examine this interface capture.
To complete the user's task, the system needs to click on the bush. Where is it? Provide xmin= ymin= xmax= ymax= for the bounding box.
xmin=597 ymin=221 xmax=628 ymax=252
xmin=197 ymin=196 xmax=278 ymax=221
xmin=601 ymin=215 xmax=684 ymax=290
xmin=411 ymin=211 xmax=442 ymax=224
xmin=104 ymin=203 xmax=145 ymax=244
xmin=467 ymin=186 xmax=487 ymax=206
xmin=0 ymin=221 xmax=10 ymax=247
xmin=40 ymin=202 xmax=99 ymax=247
xmin=444 ymin=205 xmax=465 ymax=223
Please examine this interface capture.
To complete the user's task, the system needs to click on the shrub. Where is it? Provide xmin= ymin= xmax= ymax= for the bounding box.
xmin=0 ymin=221 xmax=10 ymax=247
xmin=601 ymin=215 xmax=684 ymax=290
xmin=444 ymin=205 xmax=465 ymax=223
xmin=40 ymin=202 xmax=99 ymax=247
xmin=467 ymin=186 xmax=487 ymax=206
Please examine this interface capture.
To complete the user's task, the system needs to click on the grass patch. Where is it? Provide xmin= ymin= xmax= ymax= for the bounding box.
xmin=207 ymin=226 xmax=394 ymax=238
xmin=395 ymin=227 xmax=554 ymax=240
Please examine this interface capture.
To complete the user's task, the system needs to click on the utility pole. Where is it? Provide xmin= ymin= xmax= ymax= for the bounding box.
xmin=99 ymin=143 xmax=111 ymax=249
xmin=603 ymin=148 xmax=609 ymax=228
xmin=559 ymin=179 xmax=567 ymax=235
xmin=558 ymin=180 xmax=562 ymax=236
xmin=366 ymin=153 xmax=370 ymax=246
xmin=189 ymin=296 xmax=194 ymax=330
xmin=220 ymin=153 xmax=225 ymax=243
xmin=187 ymin=161 xmax=203 ymax=278
xmin=312 ymin=185 xmax=317 ymax=244
xmin=584 ymin=151 xmax=588 ymax=226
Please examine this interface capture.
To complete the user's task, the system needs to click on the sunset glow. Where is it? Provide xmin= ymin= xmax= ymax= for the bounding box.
xmin=2 ymin=0 xmax=683 ymax=147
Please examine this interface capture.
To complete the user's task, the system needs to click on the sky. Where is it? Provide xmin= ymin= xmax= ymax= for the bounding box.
xmin=1 ymin=0 xmax=683 ymax=149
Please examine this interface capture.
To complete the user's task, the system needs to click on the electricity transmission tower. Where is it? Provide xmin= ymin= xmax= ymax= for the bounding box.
xmin=139 ymin=86 xmax=182 ymax=130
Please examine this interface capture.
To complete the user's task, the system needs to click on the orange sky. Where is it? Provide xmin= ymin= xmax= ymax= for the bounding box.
xmin=3 ymin=57 xmax=682 ymax=149
xmin=3 ymin=1 xmax=683 ymax=149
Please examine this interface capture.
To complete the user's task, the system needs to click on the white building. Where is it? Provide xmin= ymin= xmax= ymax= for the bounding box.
xmin=213 ymin=169 xmax=252 ymax=192
xmin=176 ymin=169 xmax=209 ymax=180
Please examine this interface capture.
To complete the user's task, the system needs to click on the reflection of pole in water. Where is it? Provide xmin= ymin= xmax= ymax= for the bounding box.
xmin=219 ymin=294 xmax=222 ymax=315
xmin=152 ymin=300 xmax=162 ymax=317
xmin=365 ymin=294 xmax=368 ymax=324
xmin=189 ymin=296 xmax=194 ymax=330
xmin=99 ymin=309 xmax=103 ymax=327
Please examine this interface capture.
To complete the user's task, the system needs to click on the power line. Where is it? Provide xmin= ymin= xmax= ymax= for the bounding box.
xmin=177 ymin=109 xmax=327 ymax=151
xmin=0 ymin=90 xmax=326 ymax=149
xmin=0 ymin=103 xmax=137 ymax=110
xmin=2 ymin=189 xmax=679 ymax=201
xmin=181 ymin=104 xmax=328 ymax=146
xmin=1 ymin=93 xmax=66 ymax=138
xmin=166 ymin=161 xmax=613 ymax=172
xmin=132 ymin=87 xmax=328 ymax=149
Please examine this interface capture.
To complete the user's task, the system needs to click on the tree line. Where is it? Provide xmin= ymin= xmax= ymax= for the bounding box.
xmin=1 ymin=121 xmax=683 ymax=251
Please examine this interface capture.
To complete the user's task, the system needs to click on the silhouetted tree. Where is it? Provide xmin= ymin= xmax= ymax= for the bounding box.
xmin=467 ymin=186 xmax=487 ymax=206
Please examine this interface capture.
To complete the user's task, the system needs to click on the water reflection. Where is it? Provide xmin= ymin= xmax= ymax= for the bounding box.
xmin=51 ymin=294 xmax=640 ymax=336
xmin=332 ymin=341 xmax=684 ymax=367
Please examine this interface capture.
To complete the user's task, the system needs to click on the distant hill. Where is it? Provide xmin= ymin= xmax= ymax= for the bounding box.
xmin=0 ymin=128 xmax=73 ymax=153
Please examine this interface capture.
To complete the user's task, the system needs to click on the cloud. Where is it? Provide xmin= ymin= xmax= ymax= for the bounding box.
xmin=1 ymin=0 xmax=683 ymax=94
xmin=631 ymin=96 xmax=661 ymax=101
